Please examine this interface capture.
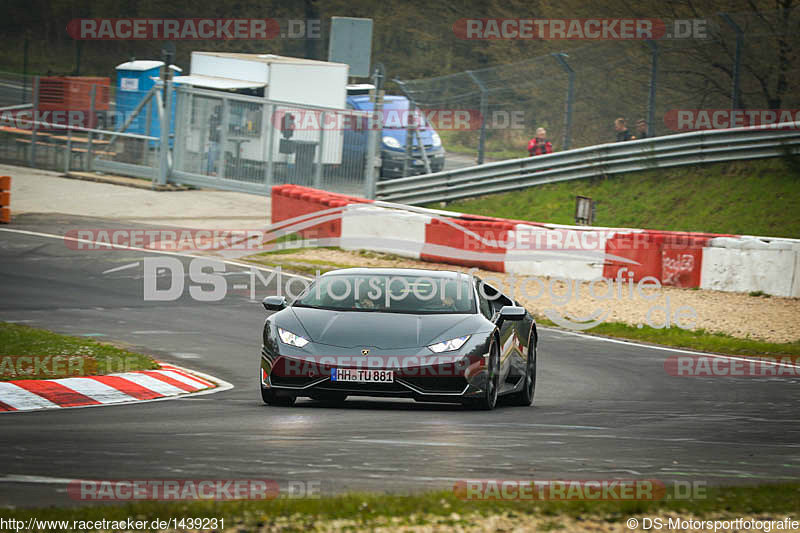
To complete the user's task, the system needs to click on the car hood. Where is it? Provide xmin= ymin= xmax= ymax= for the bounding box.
xmin=287 ymin=307 xmax=484 ymax=349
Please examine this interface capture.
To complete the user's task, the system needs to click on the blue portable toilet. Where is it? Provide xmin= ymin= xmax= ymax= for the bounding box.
xmin=115 ymin=60 xmax=180 ymax=141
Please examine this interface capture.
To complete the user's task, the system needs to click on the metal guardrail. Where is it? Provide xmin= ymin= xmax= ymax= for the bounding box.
xmin=376 ymin=123 xmax=800 ymax=205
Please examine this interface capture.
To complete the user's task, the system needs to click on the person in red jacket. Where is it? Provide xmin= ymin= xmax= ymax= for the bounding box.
xmin=527 ymin=127 xmax=553 ymax=156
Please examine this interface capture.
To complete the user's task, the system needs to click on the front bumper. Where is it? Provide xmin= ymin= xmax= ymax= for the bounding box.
xmin=261 ymin=346 xmax=490 ymax=402
xmin=380 ymin=148 xmax=445 ymax=178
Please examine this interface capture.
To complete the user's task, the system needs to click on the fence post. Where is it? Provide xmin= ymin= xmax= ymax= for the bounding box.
xmin=87 ymin=85 xmax=96 ymax=172
xmin=646 ymin=40 xmax=659 ymax=138
xmin=29 ymin=76 xmax=39 ymax=167
xmin=156 ymin=80 xmax=172 ymax=186
xmin=64 ymin=128 xmax=72 ymax=174
xmin=552 ymin=53 xmax=574 ymax=150
xmin=172 ymin=86 xmax=186 ymax=174
xmin=21 ymin=38 xmax=29 ymax=104
xmin=720 ymin=13 xmax=743 ymax=111
xmin=314 ymin=111 xmax=325 ymax=189
xmin=466 ymin=71 xmax=488 ymax=165
xmin=364 ymin=65 xmax=384 ymax=198
xmin=264 ymin=103 xmax=275 ymax=193
xmin=218 ymin=97 xmax=229 ymax=181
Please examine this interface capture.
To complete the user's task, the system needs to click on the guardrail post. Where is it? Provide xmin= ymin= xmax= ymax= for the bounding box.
xmin=720 ymin=13 xmax=743 ymax=111
xmin=552 ymin=53 xmax=574 ymax=150
xmin=87 ymin=85 xmax=96 ymax=172
xmin=646 ymin=40 xmax=659 ymax=138
xmin=466 ymin=71 xmax=488 ymax=165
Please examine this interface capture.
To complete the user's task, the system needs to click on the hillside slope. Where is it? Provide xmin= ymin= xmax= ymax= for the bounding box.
xmin=443 ymin=159 xmax=800 ymax=238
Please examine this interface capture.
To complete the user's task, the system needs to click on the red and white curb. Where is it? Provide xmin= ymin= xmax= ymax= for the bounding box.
xmin=0 ymin=362 xmax=232 ymax=413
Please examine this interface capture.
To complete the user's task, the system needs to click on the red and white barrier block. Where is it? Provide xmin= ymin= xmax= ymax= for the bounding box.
xmin=0 ymin=363 xmax=220 ymax=413
xmin=270 ymin=185 xmax=800 ymax=297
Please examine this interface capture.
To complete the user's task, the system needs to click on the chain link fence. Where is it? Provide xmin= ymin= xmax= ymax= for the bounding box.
xmin=172 ymin=85 xmax=371 ymax=195
xmin=395 ymin=9 xmax=800 ymax=162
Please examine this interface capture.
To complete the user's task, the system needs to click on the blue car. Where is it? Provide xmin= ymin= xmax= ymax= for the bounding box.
xmin=345 ymin=89 xmax=445 ymax=179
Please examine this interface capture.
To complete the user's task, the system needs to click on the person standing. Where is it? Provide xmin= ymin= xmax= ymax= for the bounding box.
xmin=635 ymin=118 xmax=649 ymax=139
xmin=614 ymin=118 xmax=633 ymax=142
xmin=528 ymin=127 xmax=553 ymax=156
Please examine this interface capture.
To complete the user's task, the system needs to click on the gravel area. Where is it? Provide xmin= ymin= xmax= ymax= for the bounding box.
xmin=141 ymin=512 xmax=800 ymax=532
xmin=252 ymin=248 xmax=800 ymax=344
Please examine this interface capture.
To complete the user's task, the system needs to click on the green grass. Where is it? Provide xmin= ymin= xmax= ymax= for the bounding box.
xmin=0 ymin=323 xmax=158 ymax=381
xmin=2 ymin=484 xmax=799 ymax=531
xmin=534 ymin=316 xmax=800 ymax=358
xmin=439 ymin=159 xmax=800 ymax=238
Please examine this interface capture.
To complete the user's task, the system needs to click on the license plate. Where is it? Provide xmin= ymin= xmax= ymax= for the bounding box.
xmin=331 ymin=368 xmax=394 ymax=383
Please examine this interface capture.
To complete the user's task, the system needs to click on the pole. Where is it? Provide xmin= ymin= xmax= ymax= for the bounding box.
xmin=314 ymin=111 xmax=325 ymax=189
xmin=265 ymin=103 xmax=275 ymax=193
xmin=720 ymin=13 xmax=743 ymax=111
xmin=29 ymin=76 xmax=39 ymax=167
xmin=646 ymin=40 xmax=659 ymax=138
xmin=552 ymin=53 xmax=574 ymax=150
xmin=364 ymin=63 xmax=384 ymax=199
xmin=65 ymin=128 xmax=72 ymax=174
xmin=466 ymin=70 xmax=488 ymax=165
xmin=551 ymin=52 xmax=575 ymax=150
xmin=87 ymin=85 xmax=96 ymax=172
xmin=21 ymin=38 xmax=29 ymax=104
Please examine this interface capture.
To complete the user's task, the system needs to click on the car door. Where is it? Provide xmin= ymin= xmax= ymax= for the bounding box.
xmin=475 ymin=280 xmax=522 ymax=392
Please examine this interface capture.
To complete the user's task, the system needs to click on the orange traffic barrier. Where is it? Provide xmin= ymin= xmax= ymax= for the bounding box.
xmin=0 ymin=176 xmax=10 ymax=224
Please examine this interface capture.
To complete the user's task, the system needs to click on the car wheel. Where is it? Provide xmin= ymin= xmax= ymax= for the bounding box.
xmin=464 ymin=340 xmax=499 ymax=410
xmin=261 ymin=383 xmax=296 ymax=407
xmin=508 ymin=337 xmax=536 ymax=406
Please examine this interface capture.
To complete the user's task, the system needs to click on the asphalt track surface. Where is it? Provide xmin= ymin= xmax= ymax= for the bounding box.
xmin=0 ymin=214 xmax=798 ymax=508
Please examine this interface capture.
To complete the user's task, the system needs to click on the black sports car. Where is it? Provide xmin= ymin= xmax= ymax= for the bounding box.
xmin=259 ymin=268 xmax=537 ymax=409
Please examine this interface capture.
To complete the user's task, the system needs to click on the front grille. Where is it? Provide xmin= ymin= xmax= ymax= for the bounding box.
xmin=319 ymin=381 xmax=408 ymax=393
xmin=270 ymin=375 xmax=318 ymax=388
xmin=400 ymin=376 xmax=468 ymax=393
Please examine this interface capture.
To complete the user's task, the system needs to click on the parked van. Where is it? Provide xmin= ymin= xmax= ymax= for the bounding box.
xmin=344 ymin=85 xmax=445 ymax=179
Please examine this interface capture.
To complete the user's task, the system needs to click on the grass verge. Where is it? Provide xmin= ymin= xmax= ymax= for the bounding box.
xmin=0 ymin=322 xmax=158 ymax=381
xmin=436 ymin=159 xmax=800 ymax=238
xmin=2 ymin=484 xmax=799 ymax=531
xmin=534 ymin=316 xmax=800 ymax=358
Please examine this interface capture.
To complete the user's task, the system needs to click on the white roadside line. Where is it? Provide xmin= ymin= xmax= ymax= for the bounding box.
xmin=0 ymin=227 xmax=313 ymax=280
xmin=540 ymin=326 xmax=800 ymax=370
xmin=2 ymin=226 xmax=796 ymax=370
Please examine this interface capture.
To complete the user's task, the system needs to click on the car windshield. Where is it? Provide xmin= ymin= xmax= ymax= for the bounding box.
xmin=294 ymin=274 xmax=476 ymax=314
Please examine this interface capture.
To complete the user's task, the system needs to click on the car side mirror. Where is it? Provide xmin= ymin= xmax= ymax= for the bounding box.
xmin=262 ymin=296 xmax=287 ymax=312
xmin=497 ymin=306 xmax=525 ymax=323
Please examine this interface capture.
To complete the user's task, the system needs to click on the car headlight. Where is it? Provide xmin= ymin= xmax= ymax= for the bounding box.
xmin=278 ymin=327 xmax=310 ymax=347
xmin=432 ymin=131 xmax=441 ymax=147
xmin=428 ymin=335 xmax=470 ymax=353
xmin=382 ymin=136 xmax=402 ymax=149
